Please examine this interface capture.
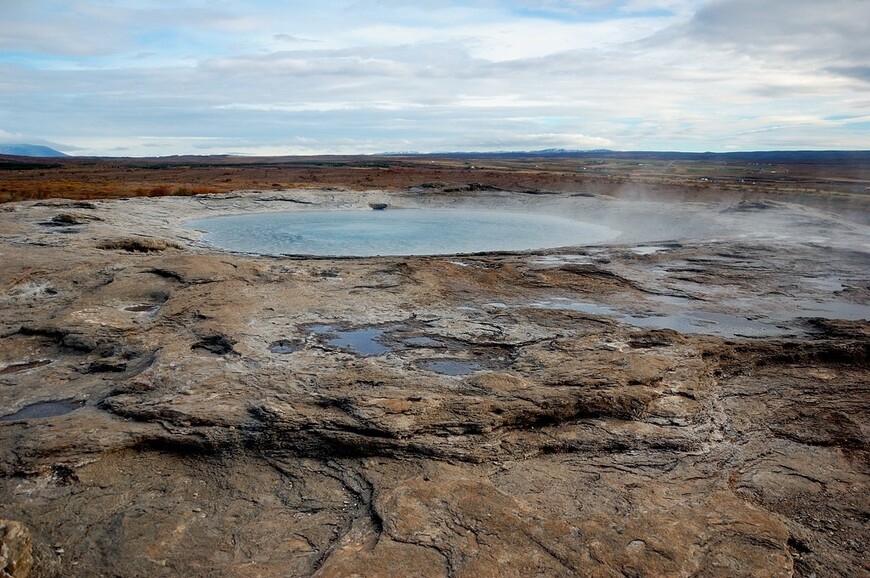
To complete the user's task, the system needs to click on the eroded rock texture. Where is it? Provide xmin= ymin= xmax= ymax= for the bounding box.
xmin=0 ymin=190 xmax=867 ymax=577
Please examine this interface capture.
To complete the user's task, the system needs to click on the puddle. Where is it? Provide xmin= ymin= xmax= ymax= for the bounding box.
xmin=416 ymin=358 xmax=487 ymax=376
xmin=124 ymin=304 xmax=160 ymax=313
xmin=792 ymin=300 xmax=870 ymax=321
xmin=533 ymin=254 xmax=595 ymax=267
xmin=528 ymin=300 xmax=793 ymax=338
xmin=645 ymin=294 xmax=696 ymax=306
xmin=801 ymin=276 xmax=846 ymax=293
xmin=529 ymin=293 xmax=870 ymax=337
xmin=269 ymin=340 xmax=304 ymax=354
xmin=631 ymin=246 xmax=670 ymax=256
xmin=620 ymin=311 xmax=789 ymax=338
xmin=309 ymin=324 xmax=392 ymax=356
xmin=530 ymin=299 xmax=618 ymax=316
xmin=1 ymin=399 xmax=84 ymax=421
xmin=304 ymin=323 xmax=515 ymax=364
xmin=0 ymin=359 xmax=52 ymax=375
xmin=403 ymin=336 xmax=446 ymax=348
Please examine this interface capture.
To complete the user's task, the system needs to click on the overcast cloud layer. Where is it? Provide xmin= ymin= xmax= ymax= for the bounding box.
xmin=1 ymin=0 xmax=868 ymax=156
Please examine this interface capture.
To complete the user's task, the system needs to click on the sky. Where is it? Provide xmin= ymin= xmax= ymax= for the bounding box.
xmin=1 ymin=0 xmax=868 ymax=156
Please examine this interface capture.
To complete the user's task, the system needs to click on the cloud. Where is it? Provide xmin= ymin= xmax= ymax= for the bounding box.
xmin=1 ymin=0 xmax=868 ymax=155
xmin=273 ymin=34 xmax=321 ymax=44
xmin=0 ymin=128 xmax=21 ymax=143
xmin=660 ymin=0 xmax=870 ymax=68
xmin=827 ymin=66 xmax=870 ymax=84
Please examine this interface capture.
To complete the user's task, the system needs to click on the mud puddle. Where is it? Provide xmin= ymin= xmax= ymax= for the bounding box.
xmin=791 ymin=300 xmax=870 ymax=321
xmin=308 ymin=325 xmax=393 ymax=356
xmin=630 ymin=245 xmax=673 ymax=256
xmin=268 ymin=339 xmax=304 ymax=354
xmin=1 ymin=399 xmax=84 ymax=421
xmin=528 ymin=299 xmax=794 ymax=338
xmin=298 ymin=323 xmax=516 ymax=373
xmin=527 ymin=296 xmax=869 ymax=338
xmin=305 ymin=323 xmax=449 ymax=356
xmin=415 ymin=358 xmax=508 ymax=376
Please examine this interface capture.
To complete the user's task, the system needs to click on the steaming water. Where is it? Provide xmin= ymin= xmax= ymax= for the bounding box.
xmin=187 ymin=210 xmax=620 ymax=256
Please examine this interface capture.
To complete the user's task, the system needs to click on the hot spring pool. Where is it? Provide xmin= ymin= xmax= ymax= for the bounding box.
xmin=186 ymin=209 xmax=620 ymax=256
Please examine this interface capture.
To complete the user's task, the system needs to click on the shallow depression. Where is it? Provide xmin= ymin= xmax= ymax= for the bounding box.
xmin=1 ymin=399 xmax=84 ymax=421
xmin=186 ymin=209 xmax=620 ymax=256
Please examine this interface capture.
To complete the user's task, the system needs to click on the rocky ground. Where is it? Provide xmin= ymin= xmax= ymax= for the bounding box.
xmin=0 ymin=188 xmax=867 ymax=577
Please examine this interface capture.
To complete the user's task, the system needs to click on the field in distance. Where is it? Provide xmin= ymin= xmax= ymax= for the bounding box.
xmin=2 ymin=151 xmax=869 ymax=219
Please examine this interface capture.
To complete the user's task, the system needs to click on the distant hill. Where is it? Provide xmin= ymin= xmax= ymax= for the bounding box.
xmin=0 ymin=144 xmax=68 ymax=158
xmin=415 ymin=149 xmax=870 ymax=167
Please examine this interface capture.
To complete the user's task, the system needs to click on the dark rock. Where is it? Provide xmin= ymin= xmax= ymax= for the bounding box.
xmin=191 ymin=334 xmax=238 ymax=355
xmin=97 ymin=237 xmax=181 ymax=252
xmin=84 ymin=360 xmax=128 ymax=374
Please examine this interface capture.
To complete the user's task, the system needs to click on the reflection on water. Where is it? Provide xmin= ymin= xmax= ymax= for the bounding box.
xmin=309 ymin=324 xmax=392 ymax=356
xmin=416 ymin=358 xmax=486 ymax=376
xmin=187 ymin=210 xmax=620 ymax=256
xmin=527 ymin=297 xmax=870 ymax=338
xmin=268 ymin=340 xmax=303 ymax=354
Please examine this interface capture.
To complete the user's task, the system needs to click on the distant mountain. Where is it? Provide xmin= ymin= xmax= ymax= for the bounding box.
xmin=0 ymin=144 xmax=68 ymax=158
xmin=418 ymin=149 xmax=870 ymax=164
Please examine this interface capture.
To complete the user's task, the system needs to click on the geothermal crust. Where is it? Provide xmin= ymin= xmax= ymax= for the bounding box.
xmin=0 ymin=188 xmax=868 ymax=577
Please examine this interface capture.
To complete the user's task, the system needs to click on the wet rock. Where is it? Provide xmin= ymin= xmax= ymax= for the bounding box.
xmin=268 ymin=339 xmax=303 ymax=354
xmin=84 ymin=360 xmax=127 ymax=374
xmin=191 ymin=334 xmax=238 ymax=355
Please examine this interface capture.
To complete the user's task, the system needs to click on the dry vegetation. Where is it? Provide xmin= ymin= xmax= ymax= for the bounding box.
xmin=2 ymin=152 xmax=869 ymax=220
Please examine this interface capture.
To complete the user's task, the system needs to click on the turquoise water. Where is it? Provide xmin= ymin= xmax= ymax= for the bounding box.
xmin=186 ymin=209 xmax=619 ymax=256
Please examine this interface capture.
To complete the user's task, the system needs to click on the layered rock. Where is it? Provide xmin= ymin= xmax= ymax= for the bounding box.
xmin=0 ymin=191 xmax=867 ymax=577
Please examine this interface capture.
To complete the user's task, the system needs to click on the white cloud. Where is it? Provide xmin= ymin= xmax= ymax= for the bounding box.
xmin=0 ymin=0 xmax=867 ymax=155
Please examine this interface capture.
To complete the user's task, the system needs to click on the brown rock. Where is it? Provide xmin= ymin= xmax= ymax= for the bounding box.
xmin=0 ymin=521 xmax=33 ymax=578
xmin=0 ymin=190 xmax=867 ymax=577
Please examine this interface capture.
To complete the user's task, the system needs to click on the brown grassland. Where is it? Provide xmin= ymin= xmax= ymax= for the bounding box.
xmin=2 ymin=151 xmax=869 ymax=221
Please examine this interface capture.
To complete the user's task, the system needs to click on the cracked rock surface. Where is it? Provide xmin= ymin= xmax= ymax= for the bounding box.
xmin=0 ymin=189 xmax=868 ymax=577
